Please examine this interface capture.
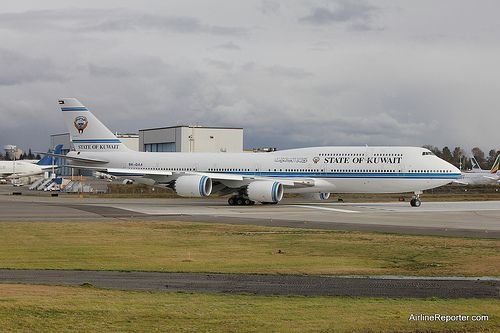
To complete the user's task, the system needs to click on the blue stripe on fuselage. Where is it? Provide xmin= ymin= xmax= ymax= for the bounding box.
xmin=202 ymin=171 xmax=460 ymax=179
xmin=72 ymin=139 xmax=122 ymax=143
xmin=61 ymin=107 xmax=88 ymax=111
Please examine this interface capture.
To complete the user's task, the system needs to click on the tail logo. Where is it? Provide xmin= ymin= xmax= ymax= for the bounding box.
xmin=491 ymin=155 xmax=500 ymax=174
xmin=74 ymin=116 xmax=88 ymax=134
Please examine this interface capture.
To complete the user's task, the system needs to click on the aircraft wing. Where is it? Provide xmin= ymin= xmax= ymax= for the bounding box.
xmin=36 ymin=152 xmax=109 ymax=164
xmin=65 ymin=165 xmax=315 ymax=188
xmin=452 ymin=179 xmax=469 ymax=185
xmin=66 ymin=165 xmax=173 ymax=177
xmin=185 ymin=172 xmax=315 ymax=187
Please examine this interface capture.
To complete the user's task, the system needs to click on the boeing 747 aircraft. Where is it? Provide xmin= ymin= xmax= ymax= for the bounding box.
xmin=54 ymin=98 xmax=461 ymax=207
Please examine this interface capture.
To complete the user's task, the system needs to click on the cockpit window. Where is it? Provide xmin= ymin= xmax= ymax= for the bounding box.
xmin=422 ymin=151 xmax=434 ymax=156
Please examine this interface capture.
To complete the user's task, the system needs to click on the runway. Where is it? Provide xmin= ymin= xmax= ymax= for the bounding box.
xmin=0 ymin=269 xmax=498 ymax=298
xmin=0 ymin=194 xmax=498 ymax=237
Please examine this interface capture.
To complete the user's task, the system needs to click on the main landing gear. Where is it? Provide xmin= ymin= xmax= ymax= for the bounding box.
xmin=410 ymin=191 xmax=422 ymax=207
xmin=228 ymin=196 xmax=255 ymax=206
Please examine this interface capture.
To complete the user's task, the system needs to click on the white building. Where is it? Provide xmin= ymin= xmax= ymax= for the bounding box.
xmin=139 ymin=126 xmax=243 ymax=153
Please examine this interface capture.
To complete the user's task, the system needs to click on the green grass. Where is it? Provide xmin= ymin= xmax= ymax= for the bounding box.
xmin=0 ymin=284 xmax=498 ymax=332
xmin=0 ymin=221 xmax=498 ymax=276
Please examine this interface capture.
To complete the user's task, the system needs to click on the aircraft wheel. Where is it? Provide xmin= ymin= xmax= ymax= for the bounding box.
xmin=410 ymin=198 xmax=421 ymax=207
xmin=228 ymin=197 xmax=236 ymax=205
xmin=236 ymin=198 xmax=244 ymax=205
xmin=244 ymin=199 xmax=251 ymax=205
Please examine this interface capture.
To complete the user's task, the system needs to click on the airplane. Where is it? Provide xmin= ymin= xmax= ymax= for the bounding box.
xmin=456 ymin=155 xmax=500 ymax=185
xmin=52 ymin=98 xmax=461 ymax=207
xmin=0 ymin=145 xmax=63 ymax=181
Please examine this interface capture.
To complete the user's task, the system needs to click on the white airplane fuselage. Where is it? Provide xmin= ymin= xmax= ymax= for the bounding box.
xmin=459 ymin=171 xmax=499 ymax=185
xmin=0 ymin=161 xmax=47 ymax=179
xmin=68 ymin=146 xmax=460 ymax=194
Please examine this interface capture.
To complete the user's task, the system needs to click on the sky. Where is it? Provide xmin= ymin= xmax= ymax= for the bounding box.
xmin=0 ymin=0 xmax=499 ymax=153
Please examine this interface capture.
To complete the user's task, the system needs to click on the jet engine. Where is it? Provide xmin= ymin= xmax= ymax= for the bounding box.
xmin=173 ymin=175 xmax=212 ymax=197
xmin=245 ymin=181 xmax=283 ymax=203
xmin=302 ymin=192 xmax=330 ymax=201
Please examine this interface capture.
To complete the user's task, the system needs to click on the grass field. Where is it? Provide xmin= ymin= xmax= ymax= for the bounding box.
xmin=0 ymin=221 xmax=498 ymax=276
xmin=0 ymin=284 xmax=498 ymax=332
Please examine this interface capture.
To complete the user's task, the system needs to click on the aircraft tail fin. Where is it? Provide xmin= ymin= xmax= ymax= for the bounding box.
xmin=490 ymin=154 xmax=500 ymax=174
xmin=470 ymin=156 xmax=483 ymax=171
xmin=37 ymin=144 xmax=63 ymax=165
xmin=58 ymin=98 xmax=131 ymax=153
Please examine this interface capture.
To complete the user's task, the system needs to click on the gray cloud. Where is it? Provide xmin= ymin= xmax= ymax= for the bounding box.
xmin=300 ymin=0 xmax=376 ymax=26
xmin=0 ymin=1 xmax=498 ymax=154
xmin=259 ymin=0 xmax=281 ymax=15
xmin=264 ymin=65 xmax=313 ymax=79
xmin=0 ymin=48 xmax=65 ymax=86
xmin=0 ymin=8 xmax=248 ymax=36
xmin=88 ymin=64 xmax=130 ymax=78
xmin=214 ymin=41 xmax=241 ymax=50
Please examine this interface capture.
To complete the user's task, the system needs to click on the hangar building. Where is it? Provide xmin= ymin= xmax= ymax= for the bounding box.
xmin=139 ymin=126 xmax=243 ymax=153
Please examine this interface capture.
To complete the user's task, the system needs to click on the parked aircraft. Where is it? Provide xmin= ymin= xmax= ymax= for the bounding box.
xmin=0 ymin=145 xmax=62 ymax=180
xmin=53 ymin=98 xmax=461 ymax=207
xmin=457 ymin=155 xmax=500 ymax=185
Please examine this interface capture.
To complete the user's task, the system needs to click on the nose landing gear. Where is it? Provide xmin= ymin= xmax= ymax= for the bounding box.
xmin=410 ymin=191 xmax=422 ymax=207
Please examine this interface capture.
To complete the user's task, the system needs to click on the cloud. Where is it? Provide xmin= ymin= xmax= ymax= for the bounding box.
xmin=88 ymin=64 xmax=130 ymax=78
xmin=0 ymin=48 xmax=65 ymax=86
xmin=300 ymin=0 xmax=376 ymax=27
xmin=264 ymin=65 xmax=313 ymax=79
xmin=0 ymin=8 xmax=248 ymax=36
xmin=259 ymin=0 xmax=281 ymax=15
xmin=214 ymin=41 xmax=241 ymax=50
xmin=205 ymin=59 xmax=234 ymax=71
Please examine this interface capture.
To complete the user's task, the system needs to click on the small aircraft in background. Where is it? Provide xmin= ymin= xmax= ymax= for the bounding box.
xmin=456 ymin=155 xmax=500 ymax=185
xmin=0 ymin=145 xmax=62 ymax=181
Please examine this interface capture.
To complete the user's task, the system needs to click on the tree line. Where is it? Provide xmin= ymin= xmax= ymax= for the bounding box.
xmin=0 ymin=149 xmax=41 ymax=161
xmin=423 ymin=145 xmax=499 ymax=170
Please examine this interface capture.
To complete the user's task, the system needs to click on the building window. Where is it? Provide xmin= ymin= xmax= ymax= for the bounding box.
xmin=144 ymin=142 xmax=176 ymax=152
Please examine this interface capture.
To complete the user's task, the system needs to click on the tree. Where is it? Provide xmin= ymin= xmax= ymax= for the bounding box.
xmin=486 ymin=149 xmax=499 ymax=168
xmin=27 ymin=148 xmax=34 ymax=159
xmin=441 ymin=146 xmax=453 ymax=163
xmin=451 ymin=146 xmax=464 ymax=168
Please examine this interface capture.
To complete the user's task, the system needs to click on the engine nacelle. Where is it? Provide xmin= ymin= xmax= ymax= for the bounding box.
xmin=302 ymin=192 xmax=331 ymax=201
xmin=173 ymin=175 xmax=212 ymax=197
xmin=246 ymin=181 xmax=283 ymax=203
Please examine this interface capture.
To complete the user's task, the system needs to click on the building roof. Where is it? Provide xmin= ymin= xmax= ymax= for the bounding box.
xmin=139 ymin=125 xmax=243 ymax=131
